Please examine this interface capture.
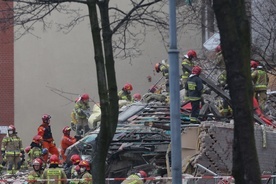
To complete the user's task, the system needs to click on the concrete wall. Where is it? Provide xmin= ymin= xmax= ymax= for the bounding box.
xmin=13 ymin=2 xmax=202 ymax=148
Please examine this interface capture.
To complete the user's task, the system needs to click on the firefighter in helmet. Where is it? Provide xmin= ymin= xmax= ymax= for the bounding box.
xmin=185 ymin=66 xmax=203 ymax=123
xmin=37 ymin=114 xmax=60 ymax=163
xmin=1 ymin=125 xmax=24 ymax=174
xmin=27 ymin=158 xmax=44 ymax=184
xmin=181 ymin=50 xmax=197 ymax=87
xmin=72 ymin=160 xmax=92 ymax=184
xmin=74 ymin=93 xmax=91 ymax=136
xmin=155 ymin=62 xmax=169 ymax=92
xmin=118 ymin=83 xmax=133 ymax=101
xmin=60 ymin=126 xmax=76 ymax=163
xmin=122 ymin=170 xmax=147 ymax=184
xmin=27 ymin=135 xmax=44 ymax=167
xmin=133 ymin=93 xmax=142 ymax=102
xmin=42 ymin=154 xmax=67 ymax=184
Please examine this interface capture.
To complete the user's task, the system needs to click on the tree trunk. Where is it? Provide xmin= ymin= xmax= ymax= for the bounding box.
xmin=213 ymin=0 xmax=261 ymax=183
xmin=87 ymin=0 xmax=118 ymax=183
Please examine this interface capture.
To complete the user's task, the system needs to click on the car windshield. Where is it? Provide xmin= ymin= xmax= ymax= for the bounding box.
xmin=81 ymin=134 xmax=97 ymax=143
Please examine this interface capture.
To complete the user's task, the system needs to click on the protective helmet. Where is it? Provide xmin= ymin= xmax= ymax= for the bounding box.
xmin=32 ymin=135 xmax=43 ymax=144
xmin=70 ymin=154 xmax=81 ymax=165
xmin=81 ymin=93 xmax=90 ymax=101
xmin=187 ymin=50 xmax=197 ymax=59
xmin=79 ymin=160 xmax=90 ymax=171
xmin=123 ymin=83 xmax=133 ymax=91
xmin=250 ymin=60 xmax=258 ymax=69
xmin=133 ymin=93 xmax=142 ymax=101
xmin=155 ymin=63 xmax=161 ymax=73
xmin=42 ymin=148 xmax=48 ymax=156
xmin=42 ymin=114 xmax=51 ymax=123
xmin=215 ymin=45 xmax=221 ymax=53
xmin=192 ymin=66 xmax=202 ymax=75
xmin=49 ymin=154 xmax=59 ymax=164
xmin=138 ymin=170 xmax=147 ymax=178
xmin=25 ymin=146 xmax=32 ymax=154
xmin=62 ymin=126 xmax=71 ymax=135
xmin=8 ymin=125 xmax=16 ymax=132
xmin=32 ymin=158 xmax=43 ymax=167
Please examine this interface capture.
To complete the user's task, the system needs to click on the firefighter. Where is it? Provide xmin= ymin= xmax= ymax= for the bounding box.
xmin=27 ymin=158 xmax=44 ymax=184
xmin=42 ymin=154 xmax=67 ymax=184
xmin=74 ymin=93 xmax=91 ymax=136
xmin=27 ymin=135 xmax=44 ymax=166
xmin=121 ymin=170 xmax=147 ymax=184
xmin=181 ymin=50 xmax=197 ymax=87
xmin=118 ymin=83 xmax=133 ymax=101
xmin=60 ymin=126 xmax=76 ymax=163
xmin=250 ymin=60 xmax=259 ymax=72
xmin=1 ymin=125 xmax=24 ymax=174
xmin=133 ymin=93 xmax=142 ymax=102
xmin=251 ymin=64 xmax=269 ymax=111
xmin=70 ymin=160 xmax=92 ymax=184
xmin=185 ymin=66 xmax=203 ymax=123
xmin=70 ymin=154 xmax=82 ymax=179
xmin=215 ymin=45 xmax=231 ymax=117
xmin=37 ymin=114 xmax=60 ymax=163
xmin=155 ymin=62 xmax=169 ymax=92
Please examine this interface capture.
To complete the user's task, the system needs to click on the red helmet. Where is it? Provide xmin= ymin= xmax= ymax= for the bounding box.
xmin=70 ymin=154 xmax=81 ymax=165
xmin=79 ymin=160 xmax=90 ymax=171
xmin=133 ymin=93 xmax=141 ymax=101
xmin=8 ymin=125 xmax=16 ymax=132
xmin=49 ymin=155 xmax=59 ymax=164
xmin=81 ymin=93 xmax=90 ymax=100
xmin=215 ymin=45 xmax=221 ymax=53
xmin=155 ymin=63 xmax=161 ymax=73
xmin=187 ymin=50 xmax=197 ymax=59
xmin=32 ymin=135 xmax=43 ymax=144
xmin=62 ymin=126 xmax=71 ymax=135
xmin=250 ymin=60 xmax=259 ymax=69
xmin=25 ymin=146 xmax=32 ymax=154
xmin=32 ymin=158 xmax=43 ymax=167
xmin=192 ymin=66 xmax=202 ymax=75
xmin=138 ymin=170 xmax=147 ymax=178
xmin=123 ymin=83 xmax=133 ymax=91
xmin=42 ymin=114 xmax=51 ymax=123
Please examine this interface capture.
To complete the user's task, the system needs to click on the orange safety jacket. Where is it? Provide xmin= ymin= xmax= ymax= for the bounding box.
xmin=38 ymin=123 xmax=54 ymax=143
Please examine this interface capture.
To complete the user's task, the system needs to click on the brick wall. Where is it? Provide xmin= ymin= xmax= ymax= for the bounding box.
xmin=0 ymin=0 xmax=14 ymax=157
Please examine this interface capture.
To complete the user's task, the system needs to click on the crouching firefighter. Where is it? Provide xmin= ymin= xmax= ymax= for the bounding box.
xmin=1 ymin=125 xmax=24 ymax=174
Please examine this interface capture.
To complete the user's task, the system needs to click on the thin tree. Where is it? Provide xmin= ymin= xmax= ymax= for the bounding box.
xmin=0 ymin=0 xmax=169 ymax=183
xmin=213 ymin=0 xmax=261 ymax=183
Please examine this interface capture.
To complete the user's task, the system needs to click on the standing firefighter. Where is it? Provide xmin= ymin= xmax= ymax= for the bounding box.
xmin=42 ymin=154 xmax=67 ymax=184
xmin=37 ymin=114 xmax=60 ymax=162
xmin=74 ymin=93 xmax=91 ymax=136
xmin=155 ymin=62 xmax=169 ymax=92
xmin=1 ymin=125 xmax=24 ymax=174
xmin=60 ymin=126 xmax=76 ymax=163
xmin=122 ymin=170 xmax=147 ymax=184
xmin=185 ymin=66 xmax=203 ymax=123
xmin=251 ymin=64 xmax=269 ymax=111
xmin=118 ymin=83 xmax=133 ymax=101
xmin=181 ymin=50 xmax=197 ymax=87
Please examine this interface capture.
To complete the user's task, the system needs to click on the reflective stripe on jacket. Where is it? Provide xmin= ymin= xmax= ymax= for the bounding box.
xmin=185 ymin=74 xmax=203 ymax=101
xmin=181 ymin=58 xmax=193 ymax=79
xmin=251 ymin=69 xmax=268 ymax=91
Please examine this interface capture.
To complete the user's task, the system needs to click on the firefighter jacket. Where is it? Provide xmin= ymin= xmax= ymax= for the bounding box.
xmin=185 ymin=74 xmax=203 ymax=101
xmin=1 ymin=133 xmax=23 ymax=156
xmin=27 ymin=170 xmax=43 ymax=184
xmin=118 ymin=90 xmax=132 ymax=101
xmin=38 ymin=123 xmax=54 ymax=143
xmin=42 ymin=167 xmax=67 ymax=184
xmin=74 ymin=100 xmax=90 ymax=119
xmin=159 ymin=64 xmax=169 ymax=79
xmin=181 ymin=58 xmax=194 ymax=80
xmin=251 ymin=68 xmax=269 ymax=91
xmin=28 ymin=146 xmax=42 ymax=163
xmin=121 ymin=174 xmax=143 ymax=184
xmin=61 ymin=135 xmax=76 ymax=153
xmin=69 ymin=171 xmax=92 ymax=184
